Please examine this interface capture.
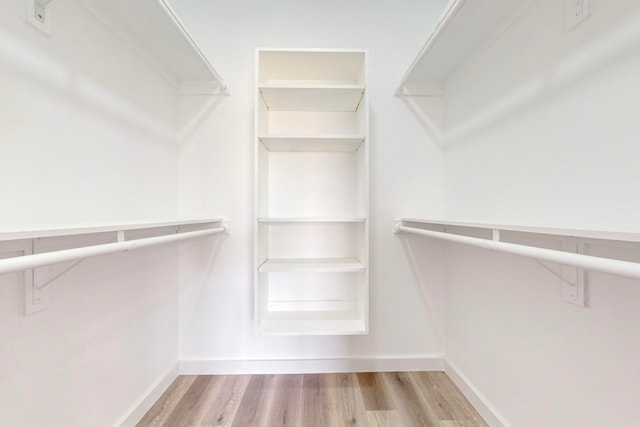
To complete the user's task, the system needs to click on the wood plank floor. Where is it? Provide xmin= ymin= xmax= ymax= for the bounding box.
xmin=137 ymin=372 xmax=489 ymax=427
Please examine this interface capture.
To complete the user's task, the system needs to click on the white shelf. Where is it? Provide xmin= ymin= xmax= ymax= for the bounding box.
xmin=396 ymin=0 xmax=531 ymax=95
xmin=259 ymin=316 xmax=367 ymax=335
xmin=259 ymin=135 xmax=365 ymax=152
xmin=400 ymin=218 xmax=640 ymax=243
xmin=259 ymin=257 xmax=365 ymax=273
xmin=77 ymin=0 xmax=227 ymax=94
xmin=0 ymin=219 xmax=224 ymax=242
xmin=258 ymin=217 xmax=365 ymax=223
xmin=258 ymin=50 xmax=366 ymax=86
xmin=259 ymin=84 xmax=365 ymax=111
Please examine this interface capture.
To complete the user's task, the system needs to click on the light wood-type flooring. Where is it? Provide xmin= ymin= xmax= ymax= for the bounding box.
xmin=137 ymin=371 xmax=489 ymax=427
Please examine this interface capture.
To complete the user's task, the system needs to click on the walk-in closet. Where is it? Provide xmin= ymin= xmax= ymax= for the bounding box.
xmin=1 ymin=0 xmax=639 ymax=426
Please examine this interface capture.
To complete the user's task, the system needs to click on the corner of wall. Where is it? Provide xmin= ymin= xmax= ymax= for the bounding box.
xmin=115 ymin=363 xmax=180 ymax=427
xmin=444 ymin=359 xmax=510 ymax=427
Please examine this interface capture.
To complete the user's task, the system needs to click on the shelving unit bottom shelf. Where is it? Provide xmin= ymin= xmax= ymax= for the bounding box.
xmin=259 ymin=135 xmax=365 ymax=152
xmin=258 ymin=315 xmax=367 ymax=335
xmin=259 ymin=257 xmax=364 ymax=273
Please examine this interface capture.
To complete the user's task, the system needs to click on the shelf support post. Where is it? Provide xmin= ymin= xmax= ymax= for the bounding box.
xmin=24 ymin=239 xmax=50 ymax=315
xmin=562 ymin=237 xmax=588 ymax=307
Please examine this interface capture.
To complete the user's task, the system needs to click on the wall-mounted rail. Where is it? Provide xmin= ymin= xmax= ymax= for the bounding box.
xmin=394 ymin=219 xmax=640 ymax=281
xmin=0 ymin=225 xmax=227 ymax=276
xmin=0 ymin=219 xmax=229 ymax=314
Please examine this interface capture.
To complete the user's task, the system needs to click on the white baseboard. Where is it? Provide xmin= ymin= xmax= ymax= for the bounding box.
xmin=115 ymin=363 xmax=179 ymax=427
xmin=180 ymin=354 xmax=445 ymax=375
xmin=444 ymin=360 xmax=510 ymax=427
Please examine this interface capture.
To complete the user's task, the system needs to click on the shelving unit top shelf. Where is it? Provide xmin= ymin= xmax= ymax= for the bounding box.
xmin=396 ymin=0 xmax=531 ymax=95
xmin=77 ymin=0 xmax=228 ymax=94
xmin=258 ymin=49 xmax=366 ymax=111
xmin=0 ymin=219 xmax=224 ymax=242
xmin=259 ymin=50 xmax=366 ymax=85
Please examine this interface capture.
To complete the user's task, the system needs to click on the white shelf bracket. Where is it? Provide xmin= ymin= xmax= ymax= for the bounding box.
xmin=26 ymin=236 xmax=91 ymax=315
xmin=24 ymin=240 xmax=50 ymax=315
xmin=18 ymin=222 xmax=229 ymax=314
xmin=25 ymin=268 xmax=50 ymax=315
xmin=178 ymin=81 xmax=230 ymax=96
xmin=28 ymin=259 xmax=87 ymax=315
xmin=393 ymin=219 xmax=403 ymax=234
xmin=562 ymin=237 xmax=588 ymax=307
xmin=35 ymin=0 xmax=53 ymax=22
xmin=394 ymin=81 xmax=445 ymax=97
xmin=492 ymin=229 xmax=501 ymax=241
xmin=27 ymin=0 xmax=54 ymax=35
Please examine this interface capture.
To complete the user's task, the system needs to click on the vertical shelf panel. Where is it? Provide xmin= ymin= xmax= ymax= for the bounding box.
xmin=255 ymin=49 xmax=369 ymax=335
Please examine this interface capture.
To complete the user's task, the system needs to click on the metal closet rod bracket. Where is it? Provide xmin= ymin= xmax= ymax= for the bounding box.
xmin=35 ymin=0 xmax=54 ymax=22
xmin=16 ymin=221 xmax=230 ymax=315
xmin=27 ymin=0 xmax=55 ymax=34
xmin=393 ymin=218 xmax=640 ymax=307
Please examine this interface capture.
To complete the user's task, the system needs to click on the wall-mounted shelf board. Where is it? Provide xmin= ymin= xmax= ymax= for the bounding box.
xmin=76 ymin=0 xmax=227 ymax=94
xmin=259 ymin=257 xmax=365 ymax=273
xmin=258 ymin=217 xmax=366 ymax=223
xmin=396 ymin=0 xmax=532 ymax=95
xmin=401 ymin=218 xmax=640 ymax=243
xmin=0 ymin=219 xmax=224 ymax=242
xmin=259 ymin=135 xmax=365 ymax=152
xmin=259 ymin=85 xmax=365 ymax=111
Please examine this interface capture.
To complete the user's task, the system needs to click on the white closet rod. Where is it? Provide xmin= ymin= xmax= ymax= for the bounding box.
xmin=395 ymin=225 xmax=640 ymax=281
xmin=0 ymin=226 xmax=227 ymax=275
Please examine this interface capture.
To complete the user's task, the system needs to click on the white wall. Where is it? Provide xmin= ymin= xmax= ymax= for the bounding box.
xmin=174 ymin=0 xmax=448 ymax=367
xmin=0 ymin=0 xmax=181 ymax=425
xmin=442 ymin=0 xmax=640 ymax=425
xmin=0 ymin=1 xmax=178 ymax=225
xmin=444 ymin=0 xmax=640 ymax=230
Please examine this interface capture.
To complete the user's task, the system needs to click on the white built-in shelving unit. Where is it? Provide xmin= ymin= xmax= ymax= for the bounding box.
xmin=396 ymin=0 xmax=532 ymax=95
xmin=255 ymin=49 xmax=369 ymax=335
xmin=71 ymin=0 xmax=228 ymax=94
